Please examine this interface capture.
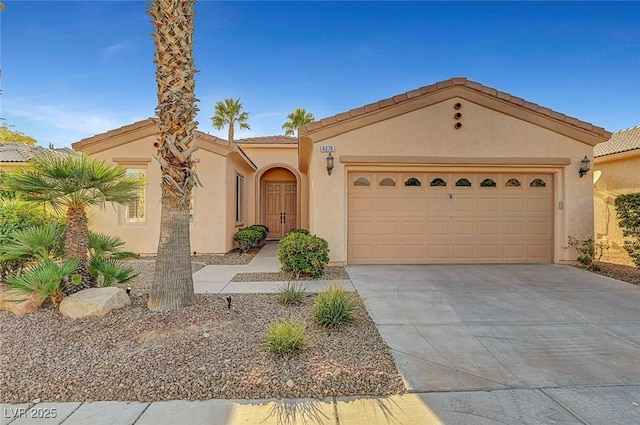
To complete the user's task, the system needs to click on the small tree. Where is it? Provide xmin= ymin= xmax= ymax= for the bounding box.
xmin=282 ymin=108 xmax=314 ymax=136
xmin=615 ymin=193 xmax=640 ymax=268
xmin=211 ymin=98 xmax=250 ymax=142
xmin=1 ymin=154 xmax=141 ymax=290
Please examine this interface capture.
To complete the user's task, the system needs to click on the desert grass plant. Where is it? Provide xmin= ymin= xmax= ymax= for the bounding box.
xmin=263 ymin=319 xmax=308 ymax=355
xmin=314 ymin=283 xmax=357 ymax=328
xmin=277 ymin=282 xmax=306 ymax=305
xmin=6 ymin=259 xmax=79 ymax=306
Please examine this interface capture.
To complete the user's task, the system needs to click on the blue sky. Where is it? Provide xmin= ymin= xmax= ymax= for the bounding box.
xmin=2 ymin=1 xmax=639 ymax=148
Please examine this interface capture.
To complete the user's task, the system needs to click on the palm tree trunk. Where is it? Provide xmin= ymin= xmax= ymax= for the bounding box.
xmin=148 ymin=0 xmax=199 ymax=311
xmin=64 ymin=205 xmax=92 ymax=293
xmin=148 ymin=194 xmax=195 ymax=310
xmin=228 ymin=122 xmax=234 ymax=143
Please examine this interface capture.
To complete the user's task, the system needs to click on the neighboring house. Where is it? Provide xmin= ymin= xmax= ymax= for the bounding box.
xmin=72 ymin=78 xmax=611 ymax=264
xmin=0 ymin=142 xmax=74 ymax=173
xmin=593 ymin=126 xmax=640 ymax=250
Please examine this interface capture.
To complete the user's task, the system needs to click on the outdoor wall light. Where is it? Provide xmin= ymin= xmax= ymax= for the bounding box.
xmin=579 ymin=156 xmax=590 ymax=178
xmin=326 ymin=153 xmax=334 ymax=176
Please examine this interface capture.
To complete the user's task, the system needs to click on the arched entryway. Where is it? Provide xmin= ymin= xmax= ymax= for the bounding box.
xmin=259 ymin=166 xmax=298 ymax=239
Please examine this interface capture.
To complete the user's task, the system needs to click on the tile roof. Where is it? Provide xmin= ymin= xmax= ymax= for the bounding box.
xmin=299 ymin=77 xmax=610 ymax=139
xmin=594 ymin=125 xmax=640 ymax=158
xmin=235 ymin=136 xmax=297 ymax=145
xmin=0 ymin=142 xmax=75 ymax=163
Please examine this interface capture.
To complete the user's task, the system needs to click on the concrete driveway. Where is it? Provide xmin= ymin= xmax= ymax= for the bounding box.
xmin=347 ymin=264 xmax=640 ymax=424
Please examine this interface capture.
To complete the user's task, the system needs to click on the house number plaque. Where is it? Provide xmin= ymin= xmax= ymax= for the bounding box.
xmin=320 ymin=145 xmax=335 ymax=153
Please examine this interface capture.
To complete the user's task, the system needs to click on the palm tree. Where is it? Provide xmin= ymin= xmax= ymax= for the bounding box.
xmin=147 ymin=0 xmax=200 ymax=311
xmin=1 ymin=154 xmax=141 ymax=292
xmin=211 ymin=98 xmax=250 ymax=142
xmin=282 ymin=108 xmax=315 ymax=136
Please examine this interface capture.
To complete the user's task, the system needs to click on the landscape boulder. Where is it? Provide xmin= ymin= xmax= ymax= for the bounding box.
xmin=0 ymin=290 xmax=45 ymax=316
xmin=60 ymin=287 xmax=131 ymax=319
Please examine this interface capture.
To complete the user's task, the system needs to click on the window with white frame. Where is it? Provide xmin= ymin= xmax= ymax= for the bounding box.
xmin=235 ymin=174 xmax=244 ymax=223
xmin=124 ymin=168 xmax=147 ymax=223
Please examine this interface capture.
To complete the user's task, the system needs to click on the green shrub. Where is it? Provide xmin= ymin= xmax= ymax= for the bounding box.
xmin=277 ymin=282 xmax=305 ymax=305
xmin=287 ymin=228 xmax=309 ymax=235
xmin=567 ymin=236 xmax=607 ymax=271
xmin=233 ymin=227 xmax=264 ymax=253
xmin=615 ymin=193 xmax=640 ymax=268
xmin=263 ymin=319 xmax=307 ymax=355
xmin=278 ymin=232 xmax=329 ymax=279
xmin=314 ymin=283 xmax=357 ymax=328
xmin=6 ymin=259 xmax=79 ymax=306
xmin=249 ymin=224 xmax=269 ymax=238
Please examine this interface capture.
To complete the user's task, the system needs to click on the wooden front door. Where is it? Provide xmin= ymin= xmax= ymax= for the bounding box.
xmin=265 ymin=181 xmax=297 ymax=238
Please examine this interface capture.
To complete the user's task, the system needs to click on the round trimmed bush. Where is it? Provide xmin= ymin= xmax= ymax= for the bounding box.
xmin=278 ymin=232 xmax=329 ymax=279
xmin=233 ymin=227 xmax=263 ymax=253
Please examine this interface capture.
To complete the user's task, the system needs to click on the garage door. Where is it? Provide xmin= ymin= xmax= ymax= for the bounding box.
xmin=348 ymin=172 xmax=553 ymax=264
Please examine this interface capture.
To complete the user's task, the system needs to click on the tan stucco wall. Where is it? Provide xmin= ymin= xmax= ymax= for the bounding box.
xmin=306 ymin=97 xmax=594 ymax=264
xmin=82 ymin=134 xmax=252 ymax=255
xmin=240 ymin=145 xmax=309 ymax=229
xmin=594 ymin=151 xmax=640 ymax=250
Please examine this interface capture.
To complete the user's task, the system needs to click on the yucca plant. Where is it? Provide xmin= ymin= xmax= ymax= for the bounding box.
xmin=6 ymin=259 xmax=79 ymax=306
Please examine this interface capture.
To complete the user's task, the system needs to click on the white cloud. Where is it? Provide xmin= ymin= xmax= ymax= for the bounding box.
xmin=5 ymin=100 xmax=152 ymax=147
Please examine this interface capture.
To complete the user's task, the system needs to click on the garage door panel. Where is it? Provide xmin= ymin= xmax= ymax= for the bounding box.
xmin=402 ymin=221 xmax=426 ymax=237
xmin=502 ymin=198 xmax=526 ymax=212
xmin=478 ymin=244 xmax=501 ymax=259
xmin=349 ymin=196 xmax=375 ymax=215
xmin=376 ymin=197 xmax=401 ymax=213
xmin=527 ymin=197 xmax=551 ymax=213
xmin=528 ymin=245 xmax=550 ymax=259
xmin=503 ymin=221 xmax=526 ymax=235
xmin=427 ymin=244 xmax=451 ymax=259
xmin=453 ymin=245 xmax=475 ymax=260
xmin=428 ymin=198 xmax=451 ymax=213
xmin=504 ymin=245 xmax=526 ymax=259
xmin=376 ymin=221 xmax=400 ymax=235
xmin=427 ymin=221 xmax=450 ymax=235
xmin=528 ymin=221 xmax=551 ymax=236
xmin=348 ymin=172 xmax=553 ymax=264
xmin=350 ymin=220 xmax=375 ymax=237
xmin=478 ymin=221 xmax=500 ymax=235
xmin=453 ymin=221 xmax=475 ymax=236
xmin=478 ymin=198 xmax=500 ymax=213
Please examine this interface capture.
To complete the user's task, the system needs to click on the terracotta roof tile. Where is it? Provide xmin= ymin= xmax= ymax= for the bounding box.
xmin=235 ymin=135 xmax=297 ymax=145
xmin=420 ymin=83 xmax=438 ymax=94
xmin=594 ymin=126 xmax=640 ymax=157
xmin=298 ymin=78 xmax=611 ymax=139
xmin=1 ymin=143 xmax=75 ymax=163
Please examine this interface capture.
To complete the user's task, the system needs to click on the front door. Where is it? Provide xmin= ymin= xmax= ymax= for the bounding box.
xmin=265 ymin=181 xmax=297 ymax=238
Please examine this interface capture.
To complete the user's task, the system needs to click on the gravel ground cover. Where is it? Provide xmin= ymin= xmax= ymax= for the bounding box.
xmin=231 ymin=266 xmax=350 ymax=282
xmin=577 ymin=249 xmax=640 ymax=286
xmin=142 ymin=246 xmax=261 ymax=266
xmin=0 ymin=262 xmax=404 ymax=403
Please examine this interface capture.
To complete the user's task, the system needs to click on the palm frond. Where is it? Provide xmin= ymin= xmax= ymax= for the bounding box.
xmin=6 ymin=259 xmax=79 ymax=299
xmin=88 ymin=257 xmax=138 ymax=287
xmin=0 ymin=223 xmax=65 ymax=263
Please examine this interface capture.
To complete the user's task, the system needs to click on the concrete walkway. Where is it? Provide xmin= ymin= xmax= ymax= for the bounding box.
xmin=193 ymin=241 xmax=353 ymax=294
xmin=3 ymin=252 xmax=640 ymax=424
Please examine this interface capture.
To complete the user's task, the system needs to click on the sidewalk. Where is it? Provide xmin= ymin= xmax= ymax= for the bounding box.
xmin=1 ymin=394 xmax=441 ymax=425
xmin=193 ymin=241 xmax=353 ymax=294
